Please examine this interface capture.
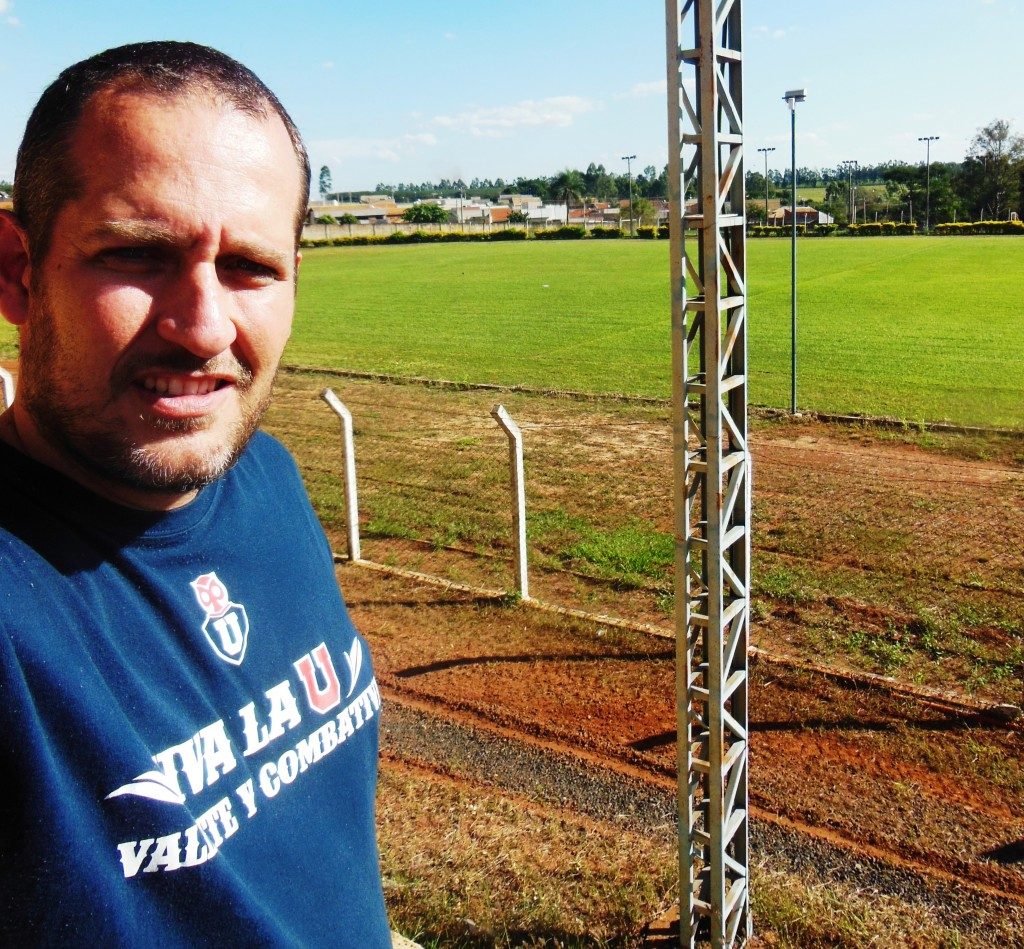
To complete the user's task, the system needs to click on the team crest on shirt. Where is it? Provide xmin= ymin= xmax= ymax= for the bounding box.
xmin=190 ymin=572 xmax=250 ymax=666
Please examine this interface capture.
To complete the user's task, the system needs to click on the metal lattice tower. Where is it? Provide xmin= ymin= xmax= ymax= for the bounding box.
xmin=665 ymin=1 xmax=751 ymax=946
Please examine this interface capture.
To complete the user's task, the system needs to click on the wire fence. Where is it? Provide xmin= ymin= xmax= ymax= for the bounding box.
xmin=263 ymin=372 xmax=1024 ymax=652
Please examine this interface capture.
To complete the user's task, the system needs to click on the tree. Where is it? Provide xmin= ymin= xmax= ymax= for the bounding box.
xmin=337 ymin=213 xmax=358 ymax=225
xmin=883 ymin=179 xmax=910 ymax=221
xmin=957 ymin=119 xmax=1024 ymax=219
xmin=507 ymin=209 xmax=528 ymax=224
xmin=402 ymin=203 xmax=449 ymax=224
xmin=318 ymin=165 xmax=332 ymax=200
xmin=745 ymin=199 xmax=767 ymax=225
xmin=550 ymin=169 xmax=584 ymax=217
xmin=314 ymin=214 xmax=336 ymax=237
xmin=632 ymin=197 xmax=658 ymax=226
xmin=823 ymin=179 xmax=850 ymax=226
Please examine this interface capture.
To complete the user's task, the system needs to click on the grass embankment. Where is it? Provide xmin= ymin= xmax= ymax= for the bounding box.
xmin=287 ymin=237 xmax=1023 ymax=428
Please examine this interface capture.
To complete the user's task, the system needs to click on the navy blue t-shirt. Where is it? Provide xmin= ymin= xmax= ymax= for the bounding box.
xmin=0 ymin=432 xmax=390 ymax=947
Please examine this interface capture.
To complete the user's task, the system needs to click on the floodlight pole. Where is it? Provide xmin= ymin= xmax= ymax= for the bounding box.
xmin=756 ymin=147 xmax=775 ymax=226
xmin=918 ymin=136 xmax=939 ymax=233
xmin=667 ymin=1 xmax=751 ymax=945
xmin=841 ymin=160 xmax=859 ymax=226
xmin=785 ymin=89 xmax=806 ymax=416
xmin=623 ymin=154 xmax=637 ymax=236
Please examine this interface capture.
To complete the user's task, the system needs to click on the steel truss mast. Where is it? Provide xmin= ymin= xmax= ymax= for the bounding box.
xmin=665 ymin=0 xmax=752 ymax=945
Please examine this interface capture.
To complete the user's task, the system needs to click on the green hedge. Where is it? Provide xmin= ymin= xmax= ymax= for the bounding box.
xmin=933 ymin=219 xmax=1024 ymax=236
xmin=299 ymin=229 xmax=529 ymax=249
xmin=588 ymin=226 xmax=623 ymax=239
xmin=749 ymin=224 xmax=836 ymax=237
xmin=848 ymin=222 xmax=917 ymax=236
xmin=533 ymin=225 xmax=587 ymax=240
xmin=299 ymin=222 xmax=691 ymax=249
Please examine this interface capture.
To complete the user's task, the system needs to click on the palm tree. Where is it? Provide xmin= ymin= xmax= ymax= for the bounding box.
xmin=550 ymin=169 xmax=584 ymax=225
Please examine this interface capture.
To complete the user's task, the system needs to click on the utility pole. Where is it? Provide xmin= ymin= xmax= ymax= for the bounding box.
xmin=756 ymin=146 xmax=776 ymax=225
xmin=622 ymin=154 xmax=637 ymax=236
xmin=785 ymin=89 xmax=806 ymax=416
xmin=918 ymin=135 xmax=939 ymax=232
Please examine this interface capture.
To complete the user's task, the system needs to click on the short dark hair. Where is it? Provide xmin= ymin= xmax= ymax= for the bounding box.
xmin=13 ymin=41 xmax=310 ymax=261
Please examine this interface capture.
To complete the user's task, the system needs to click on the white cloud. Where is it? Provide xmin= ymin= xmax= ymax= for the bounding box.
xmin=431 ymin=96 xmax=598 ymax=138
xmin=615 ymin=79 xmax=666 ymax=100
xmin=0 ymin=0 xmax=18 ymax=26
xmin=443 ymin=31 xmax=456 ymax=41
xmin=321 ymin=61 xmax=335 ymax=71
xmin=754 ymin=25 xmax=788 ymax=40
xmin=311 ymin=133 xmax=438 ymax=165
xmin=0 ymin=1 xmax=10 ymax=12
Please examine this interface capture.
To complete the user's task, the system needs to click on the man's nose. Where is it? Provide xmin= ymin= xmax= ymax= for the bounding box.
xmin=156 ymin=264 xmax=237 ymax=357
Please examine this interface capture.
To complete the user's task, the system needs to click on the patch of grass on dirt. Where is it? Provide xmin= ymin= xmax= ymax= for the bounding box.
xmin=845 ymin=623 xmax=909 ymax=673
xmin=754 ymin=565 xmax=815 ymax=606
xmin=378 ymin=765 xmax=675 ymax=947
xmin=751 ymin=859 xmax=971 ymax=948
xmin=530 ymin=508 xmax=674 ymax=589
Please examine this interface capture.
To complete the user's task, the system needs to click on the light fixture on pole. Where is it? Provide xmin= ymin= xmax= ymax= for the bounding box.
xmin=841 ymin=159 xmax=858 ymax=225
xmin=622 ymin=154 xmax=636 ymax=236
xmin=757 ymin=146 xmax=776 ymax=226
xmin=783 ymin=88 xmax=806 ymax=415
xmin=918 ymin=136 xmax=939 ymax=233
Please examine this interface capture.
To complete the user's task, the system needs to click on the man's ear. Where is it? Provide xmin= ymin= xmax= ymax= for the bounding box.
xmin=0 ymin=210 xmax=32 ymax=327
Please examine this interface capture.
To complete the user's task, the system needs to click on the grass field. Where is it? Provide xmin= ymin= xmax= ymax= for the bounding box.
xmin=2 ymin=236 xmax=1019 ymax=427
xmin=287 ymin=236 xmax=1022 ymax=428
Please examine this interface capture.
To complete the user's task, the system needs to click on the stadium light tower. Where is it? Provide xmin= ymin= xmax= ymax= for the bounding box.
xmin=622 ymin=154 xmax=637 ymax=236
xmin=841 ymin=160 xmax=858 ymax=225
xmin=918 ymin=136 xmax=939 ymax=232
xmin=784 ymin=88 xmax=806 ymax=415
xmin=756 ymin=146 xmax=776 ymax=225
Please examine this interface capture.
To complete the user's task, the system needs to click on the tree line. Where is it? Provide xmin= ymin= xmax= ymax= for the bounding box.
xmin=324 ymin=163 xmax=670 ymax=207
xmin=313 ymin=117 xmax=1021 ymax=228
xmin=746 ymin=119 xmax=1023 ymax=226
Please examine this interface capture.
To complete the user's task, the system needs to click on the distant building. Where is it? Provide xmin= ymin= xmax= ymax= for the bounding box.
xmin=498 ymin=193 xmax=543 ymax=210
xmin=769 ymin=205 xmax=833 ymax=226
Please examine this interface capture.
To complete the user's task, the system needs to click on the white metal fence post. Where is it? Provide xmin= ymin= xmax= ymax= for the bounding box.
xmin=320 ymin=388 xmax=362 ymax=562
xmin=0 ymin=367 xmax=14 ymax=409
xmin=490 ymin=404 xmax=529 ymax=600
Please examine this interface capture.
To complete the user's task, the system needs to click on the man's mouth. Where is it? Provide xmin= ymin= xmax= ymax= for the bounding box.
xmin=139 ymin=375 xmax=229 ymax=397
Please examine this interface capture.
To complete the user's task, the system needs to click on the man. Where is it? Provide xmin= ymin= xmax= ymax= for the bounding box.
xmin=0 ymin=42 xmax=391 ymax=945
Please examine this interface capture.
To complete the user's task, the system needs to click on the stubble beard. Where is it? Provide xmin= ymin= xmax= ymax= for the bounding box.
xmin=18 ymin=300 xmax=274 ymax=497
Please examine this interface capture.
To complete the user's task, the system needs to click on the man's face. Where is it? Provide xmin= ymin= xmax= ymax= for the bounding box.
xmin=15 ymin=87 xmax=302 ymax=509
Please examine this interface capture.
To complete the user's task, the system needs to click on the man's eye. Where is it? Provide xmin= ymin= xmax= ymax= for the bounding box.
xmin=223 ymin=257 xmax=279 ymax=281
xmin=97 ymin=247 xmax=161 ymax=269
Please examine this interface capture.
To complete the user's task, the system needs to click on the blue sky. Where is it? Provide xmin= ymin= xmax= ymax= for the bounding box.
xmin=0 ymin=1 xmax=1020 ymax=191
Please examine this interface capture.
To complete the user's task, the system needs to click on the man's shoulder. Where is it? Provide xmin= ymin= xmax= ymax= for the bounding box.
xmin=233 ymin=430 xmax=304 ymax=488
xmin=243 ymin=429 xmax=295 ymax=467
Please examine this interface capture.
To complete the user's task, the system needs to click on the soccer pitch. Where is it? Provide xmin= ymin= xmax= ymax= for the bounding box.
xmin=289 ymin=236 xmax=1022 ymax=429
xmin=0 ymin=236 xmax=1015 ymax=428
